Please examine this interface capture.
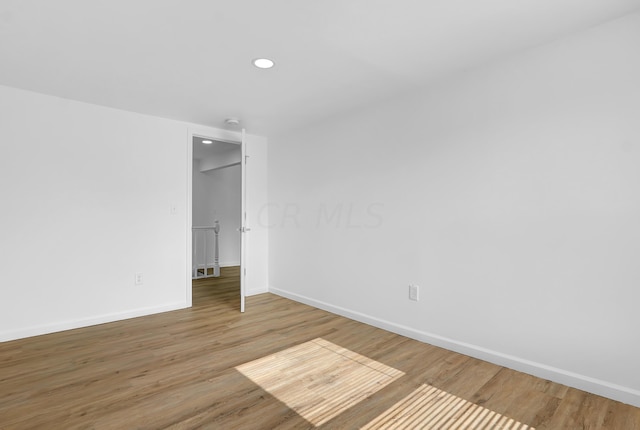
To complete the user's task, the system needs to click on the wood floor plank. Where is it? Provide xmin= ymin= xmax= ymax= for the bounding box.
xmin=1 ymin=266 xmax=638 ymax=429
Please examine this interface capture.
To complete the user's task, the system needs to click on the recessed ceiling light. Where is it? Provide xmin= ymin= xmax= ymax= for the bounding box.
xmin=202 ymin=140 xmax=213 ymax=144
xmin=252 ymin=58 xmax=275 ymax=69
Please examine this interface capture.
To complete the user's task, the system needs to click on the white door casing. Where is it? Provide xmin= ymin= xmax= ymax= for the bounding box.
xmin=187 ymin=125 xmax=268 ymax=311
xmin=240 ymin=128 xmax=247 ymax=312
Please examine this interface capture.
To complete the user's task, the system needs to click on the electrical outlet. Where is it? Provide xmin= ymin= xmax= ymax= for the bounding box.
xmin=409 ymin=284 xmax=419 ymax=301
xmin=135 ymin=273 xmax=144 ymax=285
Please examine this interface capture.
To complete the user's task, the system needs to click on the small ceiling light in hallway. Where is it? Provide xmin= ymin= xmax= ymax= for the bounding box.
xmin=252 ymin=58 xmax=275 ymax=69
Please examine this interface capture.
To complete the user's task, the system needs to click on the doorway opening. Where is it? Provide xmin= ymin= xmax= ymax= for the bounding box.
xmin=191 ymin=135 xmax=242 ymax=309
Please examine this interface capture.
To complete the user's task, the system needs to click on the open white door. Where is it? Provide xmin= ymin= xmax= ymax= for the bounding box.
xmin=240 ymin=128 xmax=248 ymax=312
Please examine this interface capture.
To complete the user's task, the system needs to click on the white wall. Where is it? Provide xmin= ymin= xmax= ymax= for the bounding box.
xmin=0 ymin=85 xmax=188 ymax=341
xmin=0 ymin=85 xmax=269 ymax=341
xmin=192 ymin=160 xmax=241 ymax=267
xmin=268 ymin=12 xmax=640 ymax=407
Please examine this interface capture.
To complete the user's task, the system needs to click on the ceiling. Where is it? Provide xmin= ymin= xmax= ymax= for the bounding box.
xmin=1 ymin=1 xmax=639 ymax=136
xmin=192 ymin=136 xmax=239 ymax=161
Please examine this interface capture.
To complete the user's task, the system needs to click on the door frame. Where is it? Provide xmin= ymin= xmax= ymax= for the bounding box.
xmin=186 ymin=125 xmax=243 ymax=308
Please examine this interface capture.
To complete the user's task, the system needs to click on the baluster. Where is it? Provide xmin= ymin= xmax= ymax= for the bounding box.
xmin=213 ymin=220 xmax=220 ymax=277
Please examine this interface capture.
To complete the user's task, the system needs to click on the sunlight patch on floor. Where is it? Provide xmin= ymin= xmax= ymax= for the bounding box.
xmin=362 ymin=383 xmax=535 ymax=429
xmin=235 ymin=337 xmax=404 ymax=426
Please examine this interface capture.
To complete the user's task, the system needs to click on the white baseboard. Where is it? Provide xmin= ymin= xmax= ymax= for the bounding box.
xmin=246 ymin=287 xmax=268 ymax=297
xmin=269 ymin=286 xmax=640 ymax=408
xmin=0 ymin=301 xmax=188 ymax=343
xmin=221 ymin=261 xmax=240 ymax=268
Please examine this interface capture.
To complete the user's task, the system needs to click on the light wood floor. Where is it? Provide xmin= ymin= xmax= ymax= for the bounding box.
xmin=1 ymin=267 xmax=638 ymax=429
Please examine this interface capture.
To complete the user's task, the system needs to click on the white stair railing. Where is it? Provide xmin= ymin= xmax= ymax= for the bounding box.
xmin=192 ymin=220 xmax=221 ymax=279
